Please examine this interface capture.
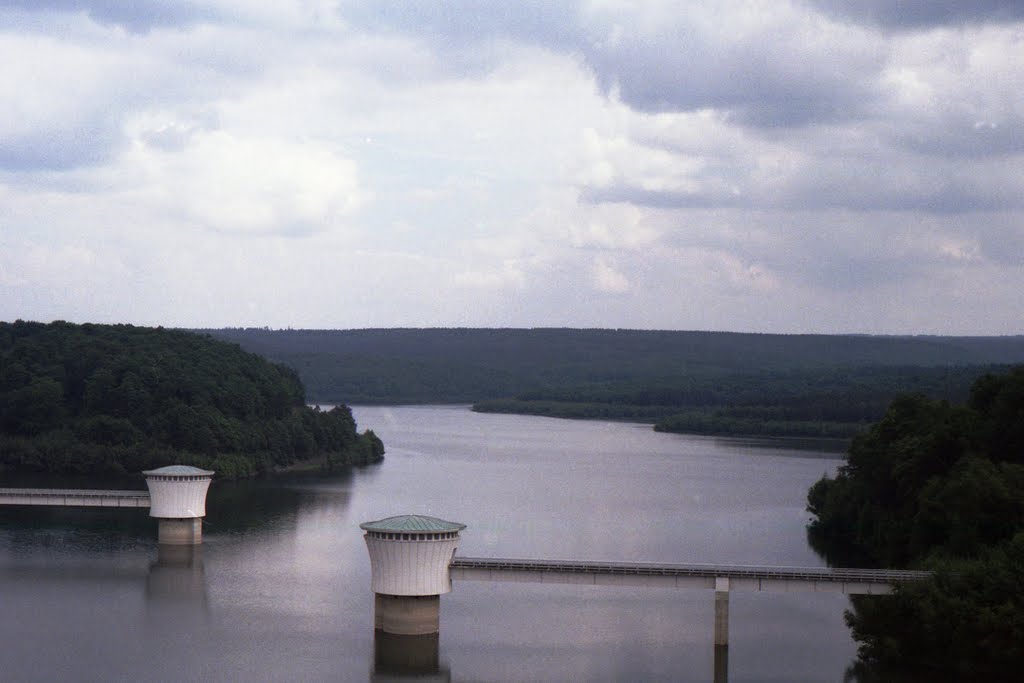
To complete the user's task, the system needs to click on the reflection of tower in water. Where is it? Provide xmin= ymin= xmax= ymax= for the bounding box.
xmin=145 ymin=544 xmax=208 ymax=609
xmin=372 ymin=631 xmax=451 ymax=683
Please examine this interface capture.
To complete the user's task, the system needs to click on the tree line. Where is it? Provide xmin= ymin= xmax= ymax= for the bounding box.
xmin=202 ymin=327 xmax=1024 ymax=404
xmin=203 ymin=327 xmax=1024 ymax=438
xmin=475 ymin=365 xmax=1013 ymax=439
xmin=0 ymin=321 xmax=383 ymax=478
xmin=806 ymin=366 xmax=1024 ymax=681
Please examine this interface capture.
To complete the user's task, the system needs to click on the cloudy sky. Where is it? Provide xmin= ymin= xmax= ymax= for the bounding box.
xmin=1 ymin=1 xmax=1022 ymax=334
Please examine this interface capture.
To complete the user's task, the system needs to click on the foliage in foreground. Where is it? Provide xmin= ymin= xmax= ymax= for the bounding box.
xmin=807 ymin=367 xmax=1024 ymax=681
xmin=0 ymin=320 xmax=384 ymax=478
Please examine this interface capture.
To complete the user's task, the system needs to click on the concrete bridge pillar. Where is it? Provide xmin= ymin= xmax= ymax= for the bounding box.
xmin=361 ymin=515 xmax=466 ymax=635
xmin=143 ymin=466 xmax=214 ymax=545
xmin=714 ymin=577 xmax=730 ymax=646
xmin=714 ymin=576 xmax=730 ymax=682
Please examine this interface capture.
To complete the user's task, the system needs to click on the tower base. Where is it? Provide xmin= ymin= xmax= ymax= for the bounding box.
xmin=374 ymin=594 xmax=440 ymax=635
xmin=157 ymin=517 xmax=203 ymax=545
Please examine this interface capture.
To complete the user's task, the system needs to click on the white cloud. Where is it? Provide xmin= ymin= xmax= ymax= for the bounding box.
xmin=123 ymin=131 xmax=363 ymax=236
xmin=0 ymin=32 xmax=131 ymax=169
xmin=453 ymin=262 xmax=528 ymax=290
xmin=591 ymin=256 xmax=630 ymax=293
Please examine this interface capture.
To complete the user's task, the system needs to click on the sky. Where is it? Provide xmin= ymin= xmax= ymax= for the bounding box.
xmin=1 ymin=1 xmax=1022 ymax=335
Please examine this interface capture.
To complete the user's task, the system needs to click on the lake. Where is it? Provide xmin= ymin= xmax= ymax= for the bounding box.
xmin=0 ymin=405 xmax=856 ymax=682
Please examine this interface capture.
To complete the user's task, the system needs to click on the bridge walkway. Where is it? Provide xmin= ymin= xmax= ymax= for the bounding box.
xmin=450 ymin=556 xmax=930 ymax=595
xmin=0 ymin=488 xmax=150 ymax=508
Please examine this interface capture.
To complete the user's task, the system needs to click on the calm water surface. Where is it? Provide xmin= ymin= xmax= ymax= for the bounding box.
xmin=0 ymin=406 xmax=855 ymax=682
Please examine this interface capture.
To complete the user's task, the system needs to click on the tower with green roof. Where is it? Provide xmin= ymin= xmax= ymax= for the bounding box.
xmin=360 ymin=514 xmax=466 ymax=635
xmin=143 ymin=465 xmax=214 ymax=545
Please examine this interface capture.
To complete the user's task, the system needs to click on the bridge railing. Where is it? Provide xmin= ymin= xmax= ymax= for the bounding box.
xmin=0 ymin=488 xmax=151 ymax=508
xmin=450 ymin=556 xmax=931 ymax=584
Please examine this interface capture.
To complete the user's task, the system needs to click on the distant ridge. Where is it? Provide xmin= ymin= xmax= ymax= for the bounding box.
xmin=200 ymin=328 xmax=1024 ymax=405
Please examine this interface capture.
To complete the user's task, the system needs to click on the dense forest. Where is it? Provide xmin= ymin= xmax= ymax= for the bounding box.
xmin=203 ymin=327 xmax=1024 ymax=438
xmin=806 ymin=367 xmax=1024 ymax=681
xmin=0 ymin=321 xmax=384 ymax=478
xmin=475 ymin=365 xmax=1014 ymax=438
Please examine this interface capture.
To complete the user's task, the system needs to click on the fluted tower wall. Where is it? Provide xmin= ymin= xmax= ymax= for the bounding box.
xmin=364 ymin=532 xmax=460 ymax=596
xmin=145 ymin=476 xmax=212 ymax=519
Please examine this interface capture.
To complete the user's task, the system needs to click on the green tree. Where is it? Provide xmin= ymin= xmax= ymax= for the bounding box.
xmin=0 ymin=321 xmax=384 ymax=477
xmin=806 ymin=367 xmax=1024 ymax=680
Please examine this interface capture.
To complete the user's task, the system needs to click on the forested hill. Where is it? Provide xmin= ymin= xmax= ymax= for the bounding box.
xmin=0 ymin=321 xmax=383 ymax=478
xmin=806 ymin=367 xmax=1024 ymax=680
xmin=201 ymin=328 xmax=1024 ymax=404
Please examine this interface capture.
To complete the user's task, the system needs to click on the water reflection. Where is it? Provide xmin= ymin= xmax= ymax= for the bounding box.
xmin=0 ymin=507 xmax=153 ymax=548
xmin=2 ymin=408 xmax=859 ymax=681
xmin=714 ymin=645 xmax=728 ymax=683
xmin=372 ymin=631 xmax=451 ymax=682
xmin=146 ymin=545 xmax=207 ymax=608
xmin=711 ymin=435 xmax=850 ymax=456
xmin=203 ymin=470 xmax=354 ymax=537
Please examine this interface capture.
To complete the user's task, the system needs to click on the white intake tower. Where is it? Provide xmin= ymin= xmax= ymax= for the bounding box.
xmin=143 ymin=465 xmax=214 ymax=545
xmin=360 ymin=514 xmax=466 ymax=634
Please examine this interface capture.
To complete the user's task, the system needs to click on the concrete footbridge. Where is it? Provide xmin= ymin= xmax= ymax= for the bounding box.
xmin=0 ymin=488 xmax=150 ymax=508
xmin=360 ymin=512 xmax=932 ymax=678
xmin=449 ymin=556 xmax=928 ymax=594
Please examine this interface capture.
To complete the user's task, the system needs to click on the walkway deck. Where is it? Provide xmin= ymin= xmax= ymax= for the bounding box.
xmin=450 ymin=557 xmax=929 ymax=594
xmin=0 ymin=488 xmax=150 ymax=508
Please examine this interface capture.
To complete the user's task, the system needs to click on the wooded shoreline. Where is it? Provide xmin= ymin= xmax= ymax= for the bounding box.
xmin=205 ymin=327 xmax=1024 ymax=440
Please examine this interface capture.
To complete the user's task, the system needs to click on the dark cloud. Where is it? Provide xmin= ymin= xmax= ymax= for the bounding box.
xmin=976 ymin=223 xmax=1024 ymax=266
xmin=763 ymin=219 xmax=1024 ymax=293
xmin=896 ymin=119 xmax=1024 ymax=158
xmin=780 ymin=157 xmax=1024 ymax=213
xmin=584 ymin=156 xmax=1024 ymax=215
xmin=0 ymin=1 xmax=214 ymax=32
xmin=785 ymin=250 xmax=918 ymax=290
xmin=0 ymin=120 xmax=120 ymax=171
xmin=808 ymin=0 xmax=1024 ymax=30
xmin=653 ymin=212 xmax=931 ymax=292
xmin=340 ymin=0 xmax=582 ymax=48
xmin=580 ymin=23 xmax=885 ymax=128
xmin=339 ymin=1 xmax=885 ymax=129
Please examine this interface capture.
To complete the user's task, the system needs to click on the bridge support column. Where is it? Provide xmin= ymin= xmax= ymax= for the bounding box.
xmin=714 ymin=576 xmax=730 ymax=682
xmin=714 ymin=577 xmax=730 ymax=646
